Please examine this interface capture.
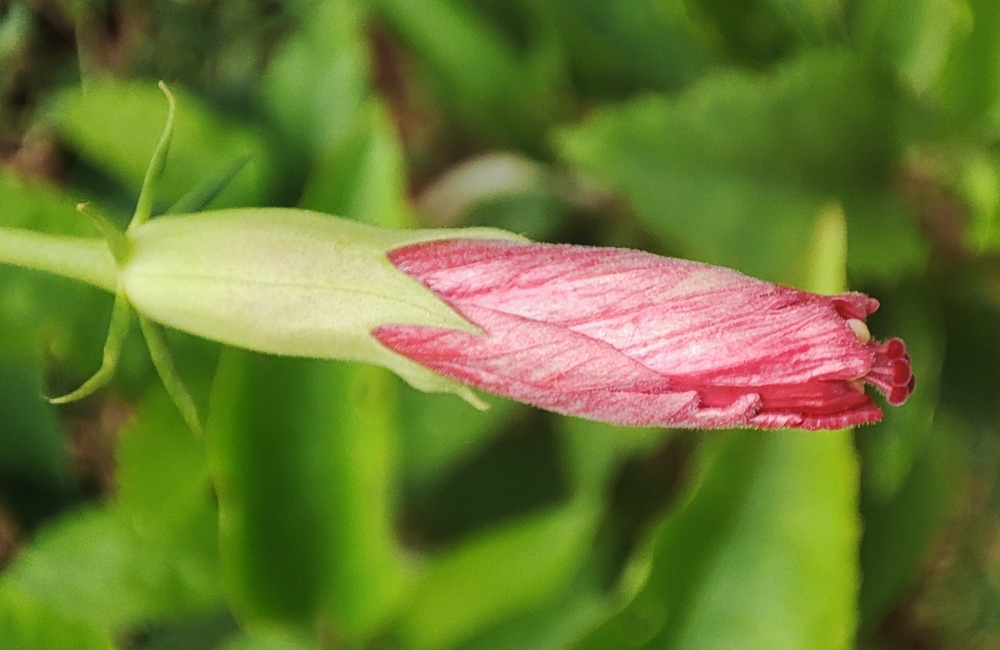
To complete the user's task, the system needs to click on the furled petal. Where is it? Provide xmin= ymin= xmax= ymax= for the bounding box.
xmin=373 ymin=239 xmax=914 ymax=430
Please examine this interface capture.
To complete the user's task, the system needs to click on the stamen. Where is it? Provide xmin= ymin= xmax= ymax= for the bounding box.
xmin=865 ymin=337 xmax=914 ymax=406
xmin=846 ymin=318 xmax=871 ymax=344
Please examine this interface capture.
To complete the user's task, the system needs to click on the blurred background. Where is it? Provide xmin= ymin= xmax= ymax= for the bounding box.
xmin=0 ymin=0 xmax=998 ymax=648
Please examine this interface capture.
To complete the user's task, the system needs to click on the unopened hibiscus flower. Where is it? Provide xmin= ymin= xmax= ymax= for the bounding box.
xmin=0 ymin=85 xmax=911 ymax=432
xmin=0 ymin=206 xmax=913 ymax=432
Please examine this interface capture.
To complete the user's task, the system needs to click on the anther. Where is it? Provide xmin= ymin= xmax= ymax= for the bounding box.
xmin=846 ymin=318 xmax=871 ymax=344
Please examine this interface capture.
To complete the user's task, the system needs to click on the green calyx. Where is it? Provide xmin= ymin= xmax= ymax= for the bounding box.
xmin=46 ymin=82 xmax=206 ymax=434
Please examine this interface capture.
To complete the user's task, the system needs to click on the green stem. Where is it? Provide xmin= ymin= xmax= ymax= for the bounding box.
xmin=0 ymin=226 xmax=118 ymax=293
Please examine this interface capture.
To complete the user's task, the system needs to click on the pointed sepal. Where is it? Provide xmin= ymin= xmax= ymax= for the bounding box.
xmin=138 ymin=316 xmax=203 ymax=436
xmin=129 ymin=81 xmax=176 ymax=231
xmin=48 ymin=290 xmax=133 ymax=404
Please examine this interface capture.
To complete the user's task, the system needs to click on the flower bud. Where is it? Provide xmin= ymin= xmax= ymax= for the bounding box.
xmin=372 ymin=239 xmax=914 ymax=430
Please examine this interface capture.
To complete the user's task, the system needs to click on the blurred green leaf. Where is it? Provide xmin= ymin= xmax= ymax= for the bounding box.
xmin=576 ymin=429 xmax=860 ymax=650
xmin=261 ymin=0 xmax=370 ymax=167
xmin=48 ymin=81 xmax=279 ymax=211
xmin=0 ymin=506 xmax=221 ymax=630
xmin=457 ymin=565 xmax=615 ymax=650
xmin=395 ymin=500 xmax=599 ymax=650
xmin=300 ymin=101 xmax=412 ymax=228
xmin=840 ymin=192 xmax=929 ymax=285
xmin=0 ymin=169 xmax=95 ymax=236
xmin=207 ymin=351 xmax=409 ymax=641
xmin=859 ymin=286 xmax=944 ymax=502
xmin=689 ymin=0 xmax=841 ymax=63
xmin=374 ymin=0 xmax=566 ymax=145
xmin=762 ymin=0 xmax=846 ymax=46
xmin=555 ymin=50 xmax=926 ymax=284
xmin=218 ymin=629 xmax=317 ymax=650
xmin=558 ymin=417 xmax=667 ymax=498
xmin=398 ymin=389 xmax=522 ymax=494
xmin=547 ymin=0 xmax=717 ymax=95
xmin=799 ymin=202 xmax=848 ymax=294
xmin=0 ymin=361 xmax=71 ymax=494
xmin=116 ymin=387 xmax=213 ymax=538
xmin=0 ymin=587 xmax=114 ymax=650
xmin=958 ymin=148 xmax=1000 ymax=253
xmin=854 ymin=0 xmax=969 ymax=96
xmin=166 ymin=154 xmax=253 ymax=215
xmin=935 ymin=0 xmax=1000 ymax=134
xmin=858 ymin=411 xmax=962 ymax=634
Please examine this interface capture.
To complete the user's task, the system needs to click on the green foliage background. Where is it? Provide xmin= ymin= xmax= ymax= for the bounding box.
xmin=0 ymin=0 xmax=997 ymax=648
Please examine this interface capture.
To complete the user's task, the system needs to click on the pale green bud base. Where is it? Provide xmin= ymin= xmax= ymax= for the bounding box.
xmin=0 ymin=83 xmax=522 ymax=430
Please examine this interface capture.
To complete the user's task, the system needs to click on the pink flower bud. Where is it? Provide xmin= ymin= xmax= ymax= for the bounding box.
xmin=372 ymin=240 xmax=914 ymax=430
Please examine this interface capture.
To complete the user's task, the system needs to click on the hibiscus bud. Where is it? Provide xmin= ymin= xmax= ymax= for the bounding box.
xmin=372 ymin=240 xmax=914 ymax=430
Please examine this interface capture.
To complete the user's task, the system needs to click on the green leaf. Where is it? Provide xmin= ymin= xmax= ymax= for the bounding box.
xmin=48 ymin=81 xmax=278 ymax=211
xmin=300 ymin=101 xmax=412 ymax=228
xmin=395 ymin=500 xmax=600 ymax=650
xmin=764 ymin=0 xmax=846 ymax=45
xmin=218 ymin=630 xmax=318 ymax=650
xmin=0 ymin=588 xmax=114 ymax=650
xmin=854 ymin=0 xmax=969 ymax=95
xmin=558 ymin=417 xmax=668 ymax=499
xmin=374 ymin=0 xmax=564 ymax=145
xmin=575 ymin=429 xmax=860 ymax=650
xmin=799 ymin=202 xmax=848 ymax=294
xmin=457 ymin=565 xmax=617 ymax=650
xmin=166 ymin=154 xmax=252 ymax=216
xmin=555 ymin=50 xmax=925 ymax=284
xmin=958 ymin=149 xmax=1000 ymax=252
xmin=935 ymin=0 xmax=1000 ymax=134
xmin=856 ymin=286 xmax=950 ymax=630
xmin=398 ymin=388 xmax=522 ymax=494
xmin=548 ymin=0 xmax=716 ymax=94
xmin=858 ymin=285 xmax=944 ymax=502
xmin=0 ymin=506 xmax=221 ymax=630
xmin=687 ymin=0 xmax=838 ymax=63
xmin=0 ymin=168 xmax=95 ymax=236
xmin=207 ymin=350 xmax=410 ymax=641
xmin=0 ymin=361 xmax=72 ymax=498
xmin=858 ymin=413 xmax=961 ymax=634
xmin=116 ymin=386 xmax=212 ymax=537
xmin=260 ymin=0 xmax=370 ymax=163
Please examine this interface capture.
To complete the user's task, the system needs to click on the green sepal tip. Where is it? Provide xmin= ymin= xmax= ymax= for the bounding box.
xmin=166 ymin=153 xmax=252 ymax=215
xmin=139 ymin=317 xmax=203 ymax=436
xmin=77 ymin=202 xmax=128 ymax=263
xmin=48 ymin=290 xmax=133 ymax=404
xmin=129 ymin=81 xmax=176 ymax=232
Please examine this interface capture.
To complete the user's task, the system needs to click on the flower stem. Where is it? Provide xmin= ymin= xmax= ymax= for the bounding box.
xmin=0 ymin=226 xmax=118 ymax=293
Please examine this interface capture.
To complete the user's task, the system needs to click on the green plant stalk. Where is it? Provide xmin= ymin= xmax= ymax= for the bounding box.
xmin=0 ymin=226 xmax=118 ymax=292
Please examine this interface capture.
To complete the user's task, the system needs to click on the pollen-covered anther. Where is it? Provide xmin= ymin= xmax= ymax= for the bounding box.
xmin=846 ymin=318 xmax=871 ymax=344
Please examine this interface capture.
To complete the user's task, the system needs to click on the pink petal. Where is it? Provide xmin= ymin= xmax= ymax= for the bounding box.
xmin=373 ymin=239 xmax=914 ymax=430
